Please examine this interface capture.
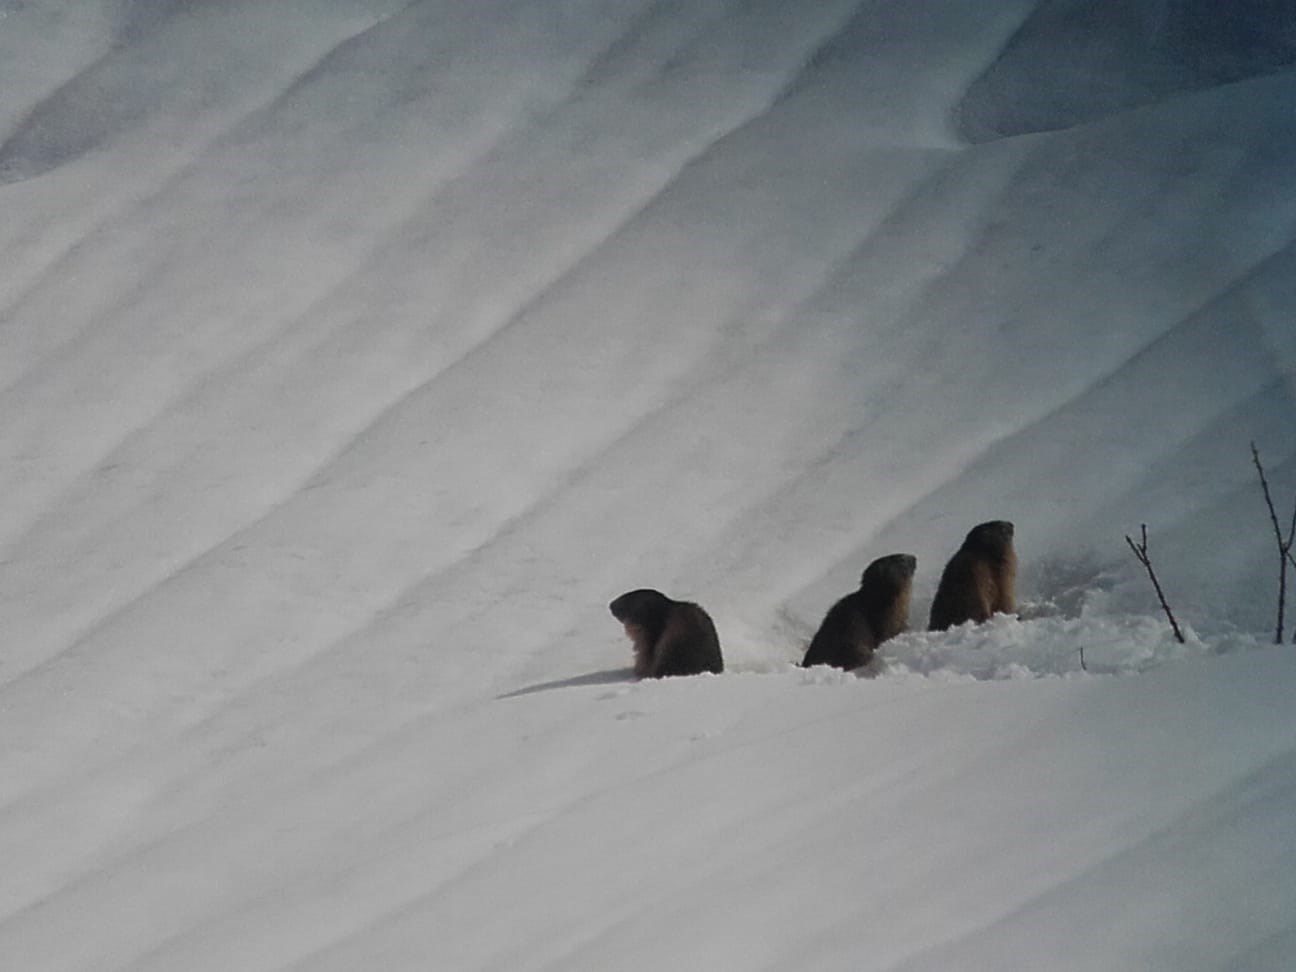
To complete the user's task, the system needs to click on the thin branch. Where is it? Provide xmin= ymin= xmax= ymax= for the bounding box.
xmin=1252 ymin=441 xmax=1296 ymax=548
xmin=1251 ymin=441 xmax=1295 ymax=644
xmin=1289 ymin=528 xmax=1296 ymax=645
xmin=1125 ymin=524 xmax=1186 ymax=644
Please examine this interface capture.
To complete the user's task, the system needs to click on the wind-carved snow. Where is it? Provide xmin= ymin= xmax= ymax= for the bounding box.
xmin=1 ymin=1 xmax=1295 ymax=969
xmin=955 ymin=0 xmax=1296 ymax=140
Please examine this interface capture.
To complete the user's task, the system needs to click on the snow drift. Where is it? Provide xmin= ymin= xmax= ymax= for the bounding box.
xmin=1 ymin=1 xmax=1295 ymax=968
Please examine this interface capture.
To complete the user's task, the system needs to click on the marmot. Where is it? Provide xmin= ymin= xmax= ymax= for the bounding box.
xmin=801 ymin=553 xmax=917 ymax=670
xmin=609 ymin=589 xmax=724 ymax=678
xmin=928 ymin=520 xmax=1017 ymax=631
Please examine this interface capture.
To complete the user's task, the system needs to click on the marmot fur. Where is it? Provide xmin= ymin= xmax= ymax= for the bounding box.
xmin=609 ymin=589 xmax=723 ymax=678
xmin=928 ymin=520 xmax=1017 ymax=631
xmin=801 ymin=553 xmax=917 ymax=670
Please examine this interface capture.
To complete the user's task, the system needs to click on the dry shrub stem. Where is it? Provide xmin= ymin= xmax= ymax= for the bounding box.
xmin=1250 ymin=441 xmax=1296 ymax=645
xmin=1125 ymin=524 xmax=1186 ymax=644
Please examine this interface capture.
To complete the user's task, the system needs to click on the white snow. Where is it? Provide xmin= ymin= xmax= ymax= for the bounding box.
xmin=2 ymin=1 xmax=1295 ymax=969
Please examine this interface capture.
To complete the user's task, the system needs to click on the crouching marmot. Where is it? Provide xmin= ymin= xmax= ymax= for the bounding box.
xmin=609 ymin=589 xmax=723 ymax=678
xmin=928 ymin=520 xmax=1017 ymax=631
xmin=801 ymin=553 xmax=917 ymax=670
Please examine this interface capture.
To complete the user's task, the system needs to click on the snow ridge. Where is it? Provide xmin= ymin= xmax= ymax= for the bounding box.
xmin=2 ymin=2 xmax=1296 ymax=969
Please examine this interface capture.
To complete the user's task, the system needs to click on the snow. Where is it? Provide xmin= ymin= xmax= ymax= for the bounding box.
xmin=2 ymin=1 xmax=1295 ymax=968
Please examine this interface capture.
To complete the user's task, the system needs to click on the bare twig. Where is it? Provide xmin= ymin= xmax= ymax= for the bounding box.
xmin=1251 ymin=441 xmax=1296 ymax=644
xmin=1125 ymin=524 xmax=1186 ymax=644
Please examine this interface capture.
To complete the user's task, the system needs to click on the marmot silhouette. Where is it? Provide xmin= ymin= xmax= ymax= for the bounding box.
xmin=609 ymin=589 xmax=723 ymax=678
xmin=801 ymin=553 xmax=917 ymax=670
xmin=928 ymin=520 xmax=1017 ymax=631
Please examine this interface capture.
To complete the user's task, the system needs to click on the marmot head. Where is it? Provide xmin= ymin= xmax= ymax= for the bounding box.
xmin=963 ymin=520 xmax=1014 ymax=559
xmin=609 ymin=588 xmax=672 ymax=638
xmin=859 ymin=553 xmax=917 ymax=593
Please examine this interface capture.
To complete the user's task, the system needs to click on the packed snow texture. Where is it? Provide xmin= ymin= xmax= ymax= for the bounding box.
xmin=1 ymin=1 xmax=1295 ymax=969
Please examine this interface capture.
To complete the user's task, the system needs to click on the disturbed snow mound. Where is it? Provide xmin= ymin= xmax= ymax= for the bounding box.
xmin=956 ymin=0 xmax=1296 ymax=140
xmin=800 ymin=611 xmax=1266 ymax=683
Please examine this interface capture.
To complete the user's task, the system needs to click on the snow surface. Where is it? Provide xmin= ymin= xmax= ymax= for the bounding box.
xmin=2 ymin=1 xmax=1295 ymax=968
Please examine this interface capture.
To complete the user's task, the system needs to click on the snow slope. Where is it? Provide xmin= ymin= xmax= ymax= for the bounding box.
xmin=1 ymin=1 xmax=1295 ymax=968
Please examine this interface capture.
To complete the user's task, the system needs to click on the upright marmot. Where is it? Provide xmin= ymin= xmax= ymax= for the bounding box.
xmin=609 ymin=589 xmax=724 ymax=678
xmin=801 ymin=553 xmax=917 ymax=670
xmin=928 ymin=520 xmax=1017 ymax=631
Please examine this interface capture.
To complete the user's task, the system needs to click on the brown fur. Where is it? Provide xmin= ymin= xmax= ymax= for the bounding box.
xmin=928 ymin=520 xmax=1017 ymax=631
xmin=609 ymin=589 xmax=723 ymax=678
xmin=621 ymin=621 xmax=655 ymax=677
xmin=801 ymin=553 xmax=917 ymax=670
